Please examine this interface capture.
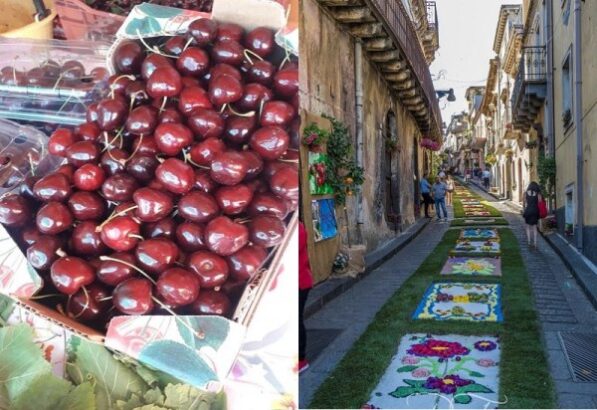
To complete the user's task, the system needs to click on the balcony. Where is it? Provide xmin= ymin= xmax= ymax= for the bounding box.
xmin=511 ymin=46 xmax=547 ymax=132
xmin=315 ymin=0 xmax=442 ymax=139
xmin=421 ymin=1 xmax=439 ymax=63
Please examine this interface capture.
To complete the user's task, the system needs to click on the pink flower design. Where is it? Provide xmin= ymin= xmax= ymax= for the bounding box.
xmin=476 ymin=358 xmax=496 ymax=367
xmin=412 ymin=368 xmax=430 ymax=378
xmin=401 ymin=356 xmax=420 ymax=365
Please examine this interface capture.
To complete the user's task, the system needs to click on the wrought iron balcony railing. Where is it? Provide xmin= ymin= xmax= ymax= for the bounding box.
xmin=511 ymin=46 xmax=547 ymax=130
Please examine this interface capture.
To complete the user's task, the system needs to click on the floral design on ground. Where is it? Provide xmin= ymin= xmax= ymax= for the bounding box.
xmin=476 ymin=358 xmax=496 ymax=367
xmin=407 ymin=339 xmax=470 ymax=359
xmin=423 ymin=374 xmax=473 ymax=394
xmin=474 ymin=340 xmax=497 ymax=351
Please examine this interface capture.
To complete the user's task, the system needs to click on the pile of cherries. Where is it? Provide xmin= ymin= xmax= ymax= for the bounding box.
xmin=0 ymin=17 xmax=298 ymax=330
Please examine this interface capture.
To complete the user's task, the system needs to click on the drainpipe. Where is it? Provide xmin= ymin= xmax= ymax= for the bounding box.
xmin=573 ymin=0 xmax=583 ymax=250
xmin=354 ymin=41 xmax=364 ymax=244
xmin=545 ymin=0 xmax=555 ymax=156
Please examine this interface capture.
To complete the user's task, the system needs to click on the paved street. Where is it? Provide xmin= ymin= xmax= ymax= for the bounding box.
xmin=300 ymin=188 xmax=597 ymax=408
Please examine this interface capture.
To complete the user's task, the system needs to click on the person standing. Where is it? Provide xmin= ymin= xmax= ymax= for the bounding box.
xmin=445 ymin=173 xmax=455 ymax=206
xmin=299 ymin=220 xmax=314 ymax=373
xmin=523 ymin=182 xmax=542 ymax=249
xmin=432 ymin=176 xmax=448 ymax=221
xmin=420 ymin=173 xmax=432 ymax=218
xmin=482 ymin=168 xmax=491 ymax=190
xmin=438 ymin=168 xmax=446 ymax=180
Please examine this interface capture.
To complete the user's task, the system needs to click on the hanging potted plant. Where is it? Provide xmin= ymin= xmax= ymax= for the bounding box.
xmin=302 ymin=123 xmax=329 ymax=152
xmin=385 ymin=137 xmax=399 ymax=153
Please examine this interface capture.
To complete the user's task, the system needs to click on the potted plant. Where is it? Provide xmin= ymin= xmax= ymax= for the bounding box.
xmin=565 ymin=223 xmax=574 ymax=237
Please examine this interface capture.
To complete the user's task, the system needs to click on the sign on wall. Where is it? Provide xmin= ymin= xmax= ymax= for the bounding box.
xmin=308 ymin=152 xmax=334 ymax=195
xmin=311 ymin=198 xmax=338 ymax=242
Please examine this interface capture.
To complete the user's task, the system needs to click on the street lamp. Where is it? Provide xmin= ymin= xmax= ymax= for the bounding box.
xmin=436 ymin=88 xmax=456 ymax=102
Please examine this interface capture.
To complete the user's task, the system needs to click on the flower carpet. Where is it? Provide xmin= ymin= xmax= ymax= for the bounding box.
xmin=441 ymin=257 xmax=502 ymax=276
xmin=464 ymin=210 xmax=492 ymax=217
xmin=364 ymin=334 xmax=500 ymax=409
xmin=459 ymin=229 xmax=499 ymax=240
xmin=412 ymin=282 xmax=503 ymax=322
xmin=461 ymin=218 xmax=498 ymax=224
xmin=450 ymin=240 xmax=500 ymax=256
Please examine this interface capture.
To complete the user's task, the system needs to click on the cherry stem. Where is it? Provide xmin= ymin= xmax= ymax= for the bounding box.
xmin=102 ymin=128 xmax=124 ymax=153
xmin=55 ymin=248 xmax=67 ymax=258
xmin=29 ymin=293 xmax=63 ymax=300
xmin=52 ymin=67 xmax=80 ymax=90
xmin=96 ymin=205 xmax=139 ymax=232
xmin=159 ymin=96 xmax=168 ymax=113
xmin=126 ymin=134 xmax=143 ymax=161
xmin=234 ymin=218 xmax=251 ymax=224
xmin=99 ymin=255 xmax=157 ymax=285
xmin=279 ymin=44 xmax=293 ymax=71
xmin=219 ymin=103 xmax=228 ymax=114
xmin=98 ymin=296 xmax=113 ymax=302
xmin=136 ymin=29 xmax=179 ymax=58
xmin=278 ymin=158 xmax=298 ymax=163
xmin=183 ymin=36 xmax=195 ymax=51
xmin=258 ymin=98 xmax=265 ymax=118
xmin=151 ymin=296 xmax=205 ymax=339
xmin=227 ymin=104 xmax=255 ymax=118
xmin=28 ymin=153 xmax=36 ymax=176
xmin=71 ymin=286 xmax=90 ymax=320
xmin=243 ymin=49 xmax=264 ymax=65
xmin=183 ymin=150 xmax=209 ymax=170
xmin=128 ymin=234 xmax=144 ymax=240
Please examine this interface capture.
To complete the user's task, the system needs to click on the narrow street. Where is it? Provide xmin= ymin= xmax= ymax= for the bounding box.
xmin=300 ymin=184 xmax=597 ymax=409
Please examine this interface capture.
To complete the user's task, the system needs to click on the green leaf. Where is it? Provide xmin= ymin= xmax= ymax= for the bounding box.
xmin=57 ymin=382 xmax=97 ymax=410
xmin=396 ymin=365 xmax=417 ymax=373
xmin=389 ymin=386 xmax=418 ymax=399
xmin=458 ymin=382 xmax=494 ymax=394
xmin=403 ymin=379 xmax=426 ymax=388
xmin=10 ymin=375 xmax=71 ymax=410
xmin=163 ymin=383 xmax=223 ymax=410
xmin=176 ymin=317 xmax=230 ymax=351
xmin=67 ymin=336 xmax=149 ymax=410
xmin=468 ymin=370 xmax=485 ymax=378
xmin=454 ymin=394 xmax=472 ymax=404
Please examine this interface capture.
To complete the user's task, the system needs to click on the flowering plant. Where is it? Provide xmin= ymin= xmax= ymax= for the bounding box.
xmin=302 ymin=123 xmax=328 ymax=148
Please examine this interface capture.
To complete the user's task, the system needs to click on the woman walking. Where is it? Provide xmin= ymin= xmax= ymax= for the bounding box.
xmin=445 ymin=174 xmax=455 ymax=206
xmin=523 ymin=182 xmax=542 ymax=249
xmin=299 ymin=219 xmax=314 ymax=373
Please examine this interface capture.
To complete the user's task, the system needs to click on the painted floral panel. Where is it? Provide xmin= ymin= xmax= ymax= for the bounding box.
xmin=459 ymin=229 xmax=499 ymax=240
xmin=451 ymin=240 xmax=500 ymax=256
xmin=412 ymin=283 xmax=503 ymax=322
xmin=441 ymin=257 xmax=501 ymax=276
xmin=364 ymin=334 xmax=501 ymax=409
xmin=462 ymin=218 xmax=498 ymax=224
xmin=464 ymin=211 xmax=492 ymax=217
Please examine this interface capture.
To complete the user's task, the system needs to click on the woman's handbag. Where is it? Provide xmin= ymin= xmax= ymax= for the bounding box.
xmin=538 ymin=196 xmax=548 ymax=219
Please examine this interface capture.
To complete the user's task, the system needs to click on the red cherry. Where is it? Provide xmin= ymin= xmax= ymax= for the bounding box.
xmin=193 ymin=170 xmax=219 ymax=193
xmin=163 ymin=35 xmax=188 ymax=56
xmin=75 ymin=122 xmax=101 ymax=142
xmin=245 ymin=27 xmax=274 ymax=58
xmin=73 ymin=164 xmax=105 ymax=191
xmin=71 ymin=221 xmax=108 ymax=256
xmin=132 ymin=135 xmax=159 ymax=156
xmin=205 ymin=216 xmax=249 ymax=256
xmin=246 ymin=60 xmax=276 ymax=85
xmin=242 ymin=150 xmax=264 ymax=180
xmin=236 ymin=82 xmax=273 ymax=111
xmin=50 ymin=256 xmax=95 ymax=295
xmin=48 ymin=128 xmax=77 ymax=157
xmin=212 ymin=40 xmax=244 ymax=66
xmin=65 ymin=141 xmax=100 ymax=168
xmin=143 ymin=217 xmax=177 ymax=239
xmin=274 ymin=68 xmax=298 ymax=98
xmin=33 ymin=173 xmax=72 ymax=202
xmin=187 ymin=250 xmax=229 ymax=288
xmin=224 ymin=115 xmax=257 ymax=144
xmin=67 ymin=283 xmax=111 ymax=322
xmin=157 ymin=268 xmax=200 ymax=306
xmin=113 ymin=201 xmax=137 ymax=217
xmin=55 ymin=164 xmax=76 ymax=181
xmin=270 ymin=165 xmax=298 ymax=201
xmin=147 ymin=66 xmax=182 ymax=99
xmin=217 ymin=23 xmax=244 ymax=42
xmin=249 ymin=126 xmax=290 ymax=160
xmin=101 ymin=173 xmax=139 ymax=202
xmin=215 ymin=184 xmax=253 ymax=215
xmin=210 ymin=151 xmax=248 ymax=186
xmin=209 ymin=63 xmax=242 ymax=81
xmin=36 ymin=202 xmax=73 ymax=235
xmin=182 ymin=76 xmax=202 ymax=88
xmin=61 ymin=60 xmax=85 ymax=80
xmin=177 ymin=47 xmax=210 ymax=77
xmin=141 ymin=53 xmax=173 ymax=81
xmin=189 ymin=137 xmax=226 ymax=167
xmin=175 ymin=221 xmax=206 ymax=252
xmin=133 ymin=187 xmax=174 ymax=222
xmin=249 ymin=215 xmax=285 ymax=248
xmin=113 ymin=278 xmax=154 ymax=315
xmin=189 ymin=290 xmax=231 ymax=316
xmin=178 ymin=191 xmax=220 ymax=223
xmin=100 ymin=148 xmax=128 ymax=175
xmin=107 ymin=75 xmax=133 ymax=97
xmin=97 ymin=98 xmax=128 ymax=131
xmin=247 ymin=192 xmax=289 ymax=219
xmin=154 ymin=123 xmax=194 ymax=156
xmin=19 ymin=176 xmax=39 ymax=201
xmin=188 ymin=109 xmax=225 ymax=139
xmin=227 ymin=245 xmax=268 ymax=281
xmin=91 ymin=67 xmax=110 ymax=82
xmin=97 ymin=252 xmax=136 ymax=286
xmin=159 ymin=106 xmax=184 ymax=124
xmin=126 ymin=105 xmax=159 ymax=135
xmin=259 ymin=100 xmax=295 ymax=127
xmin=208 ymin=74 xmax=243 ymax=106
xmin=155 ymin=158 xmax=195 ymax=194
xmin=178 ymin=86 xmax=212 ymax=116
xmin=189 ymin=18 xmax=218 ymax=45
xmin=113 ymin=40 xmax=143 ymax=74
xmin=21 ymin=225 xmax=43 ymax=247
xmin=126 ymin=155 xmax=160 ymax=183
xmin=0 ymin=194 xmax=31 ymax=226
xmin=27 ymin=235 xmax=62 ymax=271
xmin=135 ymin=238 xmax=179 ymax=275
xmin=68 ymin=191 xmax=106 ymax=220
xmin=100 ymin=215 xmax=141 ymax=252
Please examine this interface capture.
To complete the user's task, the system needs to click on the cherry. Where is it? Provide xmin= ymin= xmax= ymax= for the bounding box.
xmin=274 ymin=68 xmax=298 ymax=99
xmin=65 ymin=141 xmax=101 ymax=168
xmin=242 ymin=150 xmax=264 ymax=180
xmin=215 ymin=184 xmax=253 ymax=215
xmin=152 ymin=123 xmax=193 ymax=156
xmin=143 ymin=217 xmax=177 ymax=239
xmin=193 ymin=170 xmax=219 ymax=193
xmin=155 ymin=158 xmax=195 ymax=194
xmin=113 ymin=40 xmax=143 ymax=74
xmin=208 ymin=74 xmax=243 ymax=106
xmin=250 ymin=126 xmax=289 ymax=160
xmin=224 ymin=115 xmax=257 ymax=144
xmin=176 ymin=190 xmax=219 ymax=223
xmin=236 ymin=82 xmax=273 ymax=111
xmin=227 ymin=245 xmax=268 ymax=281
xmin=62 ymin=60 xmax=85 ymax=80
xmin=97 ymin=98 xmax=128 ymax=131
xmin=27 ymin=235 xmax=62 ymax=271
xmin=26 ymin=68 xmax=48 ymax=86
xmin=189 ymin=18 xmax=218 ymax=45
xmin=177 ymin=47 xmax=210 ymax=77
xmin=147 ymin=66 xmax=182 ymax=99
xmin=132 ymin=135 xmax=159 ymax=156
xmin=126 ymin=105 xmax=158 ymax=135
xmin=113 ymin=278 xmax=154 ymax=315
xmin=263 ymin=161 xmax=290 ymax=181
xmin=19 ymin=176 xmax=39 ymax=201
xmin=126 ymin=155 xmax=159 ymax=183
xmin=209 ymin=63 xmax=242 ymax=81
xmin=217 ymin=22 xmax=244 ymax=42
xmin=21 ymin=225 xmax=43 ymax=247
xmin=187 ymin=250 xmax=229 ymax=288
xmin=141 ymin=53 xmax=173 ymax=81
xmin=157 ymin=268 xmax=200 ymax=306
xmin=205 ymin=216 xmax=249 ymax=256
xmin=108 ymin=75 xmax=133 ymax=97
xmin=249 ymin=215 xmax=285 ymax=248
xmin=101 ymin=173 xmax=139 ymax=202
xmin=71 ymin=221 xmax=108 ymax=256
xmin=135 ymin=238 xmax=179 ymax=275
xmin=75 ymin=122 xmax=101 ymax=142
xmin=55 ymin=164 xmax=76 ymax=182
xmin=270 ymin=165 xmax=298 ymax=201
xmin=50 ymin=256 xmax=95 ymax=295
xmin=48 ymin=128 xmax=77 ymax=157
xmin=163 ymin=35 xmax=188 ymax=56
xmin=178 ymin=86 xmax=212 ymax=116
xmin=33 ymin=173 xmax=72 ymax=202
xmin=67 ymin=283 xmax=111 ymax=322
xmin=246 ymin=178 xmax=269 ymax=194
xmin=97 ymin=252 xmax=136 ymax=286
xmin=189 ymin=137 xmax=226 ymax=167
xmin=0 ymin=194 xmax=31 ymax=226
xmin=100 ymin=215 xmax=140 ymax=252
xmin=188 ymin=109 xmax=225 ymax=139
xmin=210 ymin=151 xmax=248 ymax=186
xmin=245 ymin=27 xmax=274 ymax=58
xmin=189 ymin=290 xmax=230 ymax=316
xmin=260 ymin=101 xmax=295 ymax=127
xmin=159 ymin=106 xmax=184 ymax=124
xmin=212 ymin=40 xmax=245 ymax=67
xmin=100 ymin=149 xmax=128 ymax=175
xmin=90 ymin=67 xmax=110 ymax=82
xmin=246 ymin=60 xmax=276 ymax=85
xmin=175 ymin=221 xmax=206 ymax=252
xmin=247 ymin=192 xmax=289 ymax=219
xmin=73 ymin=163 xmax=106 ymax=191
xmin=182 ymin=76 xmax=201 ymax=88
xmin=68 ymin=191 xmax=106 ymax=220
xmin=132 ymin=187 xmax=174 ymax=222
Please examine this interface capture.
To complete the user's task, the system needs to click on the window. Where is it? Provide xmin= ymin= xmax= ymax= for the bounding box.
xmin=561 ymin=49 xmax=573 ymax=128
xmin=565 ymin=185 xmax=574 ymax=233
